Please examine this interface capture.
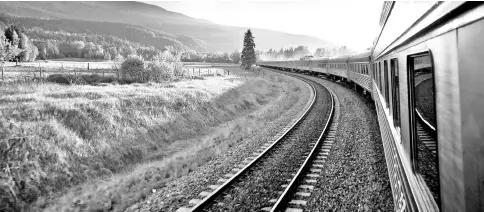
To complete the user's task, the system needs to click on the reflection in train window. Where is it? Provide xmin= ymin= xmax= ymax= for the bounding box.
xmin=390 ymin=58 xmax=400 ymax=129
xmin=408 ymin=52 xmax=440 ymax=207
xmin=384 ymin=60 xmax=389 ymax=107
xmin=378 ymin=62 xmax=382 ymax=91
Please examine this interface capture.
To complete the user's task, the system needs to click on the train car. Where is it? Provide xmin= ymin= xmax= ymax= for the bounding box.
xmin=348 ymin=51 xmax=372 ymax=95
xmin=309 ymin=57 xmax=328 ymax=75
xmin=326 ymin=55 xmax=349 ymax=80
xmin=371 ymin=2 xmax=484 ymax=212
xmin=258 ymin=2 xmax=484 ymax=211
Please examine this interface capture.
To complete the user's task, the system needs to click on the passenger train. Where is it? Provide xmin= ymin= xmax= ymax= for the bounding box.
xmin=258 ymin=2 xmax=484 ymax=212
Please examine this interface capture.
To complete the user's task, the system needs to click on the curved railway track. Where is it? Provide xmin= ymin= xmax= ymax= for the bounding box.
xmin=176 ymin=72 xmax=336 ymax=212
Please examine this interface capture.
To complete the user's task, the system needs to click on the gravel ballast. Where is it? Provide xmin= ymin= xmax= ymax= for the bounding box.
xmin=125 ymin=72 xmax=313 ymax=212
xmin=300 ymin=75 xmax=395 ymax=211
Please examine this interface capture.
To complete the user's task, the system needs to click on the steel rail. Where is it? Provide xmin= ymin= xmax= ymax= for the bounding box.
xmin=269 ymin=73 xmax=335 ymax=212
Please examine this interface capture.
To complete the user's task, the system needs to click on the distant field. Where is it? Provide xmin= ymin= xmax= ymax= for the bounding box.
xmin=18 ymin=60 xmax=115 ymax=69
xmin=0 ymin=66 xmax=306 ymax=212
xmin=1 ymin=61 xmax=239 ymax=82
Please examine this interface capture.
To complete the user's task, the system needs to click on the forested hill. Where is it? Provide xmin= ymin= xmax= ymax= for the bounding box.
xmin=0 ymin=1 xmax=336 ymax=52
xmin=0 ymin=14 xmax=208 ymax=52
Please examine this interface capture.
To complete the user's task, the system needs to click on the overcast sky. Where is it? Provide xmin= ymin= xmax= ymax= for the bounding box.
xmin=144 ymin=0 xmax=383 ymax=52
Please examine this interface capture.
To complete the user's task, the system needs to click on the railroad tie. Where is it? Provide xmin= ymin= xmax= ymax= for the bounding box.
xmin=285 ymin=208 xmax=303 ymax=212
xmin=312 ymin=164 xmax=324 ymax=168
xmin=261 ymin=207 xmax=272 ymax=211
xmin=306 ymin=173 xmax=320 ymax=178
xmin=305 ymin=179 xmax=317 ymax=184
xmin=189 ymin=199 xmax=202 ymax=205
xmin=295 ymin=192 xmax=311 ymax=197
xmin=209 ymin=185 xmax=220 ymax=190
xmin=310 ymin=168 xmax=322 ymax=173
xmin=217 ymin=178 xmax=229 ymax=183
xmin=289 ymin=199 xmax=307 ymax=206
xmin=299 ymin=185 xmax=314 ymax=190
xmin=176 ymin=207 xmax=191 ymax=212
xmin=199 ymin=191 xmax=212 ymax=197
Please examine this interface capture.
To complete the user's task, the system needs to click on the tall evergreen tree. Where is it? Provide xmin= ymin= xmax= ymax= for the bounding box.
xmin=241 ymin=29 xmax=256 ymax=70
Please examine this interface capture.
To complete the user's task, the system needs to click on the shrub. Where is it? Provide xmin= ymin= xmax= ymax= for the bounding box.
xmin=145 ymin=51 xmax=185 ymax=82
xmin=46 ymin=74 xmax=123 ymax=85
xmin=120 ymin=55 xmax=146 ymax=83
xmin=46 ymin=74 xmax=71 ymax=84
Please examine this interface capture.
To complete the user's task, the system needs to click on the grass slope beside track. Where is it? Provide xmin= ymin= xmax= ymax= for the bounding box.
xmin=0 ymin=67 xmax=307 ymax=212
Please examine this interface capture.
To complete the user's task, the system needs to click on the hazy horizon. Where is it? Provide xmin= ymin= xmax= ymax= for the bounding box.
xmin=144 ymin=0 xmax=382 ymax=52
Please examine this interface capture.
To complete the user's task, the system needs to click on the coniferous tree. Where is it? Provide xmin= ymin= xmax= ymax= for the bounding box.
xmin=241 ymin=29 xmax=256 ymax=70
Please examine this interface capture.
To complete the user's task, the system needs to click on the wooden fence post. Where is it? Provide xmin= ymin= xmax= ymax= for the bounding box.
xmin=1 ymin=67 xmax=4 ymax=81
xmin=199 ymin=69 xmax=200 ymax=76
xmin=88 ymin=63 xmax=90 ymax=70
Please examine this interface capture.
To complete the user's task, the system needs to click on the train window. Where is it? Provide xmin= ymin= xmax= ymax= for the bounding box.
xmin=378 ymin=62 xmax=382 ymax=91
xmin=391 ymin=58 xmax=400 ymax=129
xmin=373 ymin=64 xmax=376 ymax=80
xmin=384 ymin=60 xmax=389 ymax=108
xmin=408 ymin=52 xmax=440 ymax=207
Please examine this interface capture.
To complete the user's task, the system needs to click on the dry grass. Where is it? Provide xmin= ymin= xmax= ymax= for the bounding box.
xmin=0 ymin=67 xmax=303 ymax=211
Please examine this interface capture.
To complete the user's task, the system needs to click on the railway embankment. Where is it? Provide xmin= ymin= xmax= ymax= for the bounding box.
xmin=303 ymin=75 xmax=394 ymax=211
xmin=0 ymin=67 xmax=309 ymax=211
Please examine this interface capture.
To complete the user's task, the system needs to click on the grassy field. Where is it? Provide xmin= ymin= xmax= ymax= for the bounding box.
xmin=0 ymin=66 xmax=304 ymax=211
xmin=1 ymin=61 xmax=235 ymax=83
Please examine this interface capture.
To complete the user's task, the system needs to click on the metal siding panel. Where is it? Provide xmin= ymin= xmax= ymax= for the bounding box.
xmin=426 ymin=30 xmax=466 ymax=212
xmin=457 ymin=19 xmax=484 ymax=212
xmin=374 ymin=85 xmax=418 ymax=212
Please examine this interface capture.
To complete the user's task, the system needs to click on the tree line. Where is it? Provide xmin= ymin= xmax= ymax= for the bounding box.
xmin=259 ymin=45 xmax=354 ymax=61
xmin=181 ymin=50 xmax=241 ymax=64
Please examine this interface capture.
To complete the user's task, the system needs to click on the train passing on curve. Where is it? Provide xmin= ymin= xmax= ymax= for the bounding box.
xmin=258 ymin=2 xmax=484 ymax=212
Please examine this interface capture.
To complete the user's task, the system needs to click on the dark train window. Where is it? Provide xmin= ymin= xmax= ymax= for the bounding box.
xmin=373 ymin=64 xmax=376 ymax=79
xmin=390 ymin=58 xmax=400 ymax=129
xmin=378 ymin=62 xmax=382 ymax=91
xmin=384 ymin=60 xmax=389 ymax=108
xmin=408 ymin=52 xmax=440 ymax=207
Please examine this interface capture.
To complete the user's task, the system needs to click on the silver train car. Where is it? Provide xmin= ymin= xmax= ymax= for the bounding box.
xmin=258 ymin=2 xmax=484 ymax=211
